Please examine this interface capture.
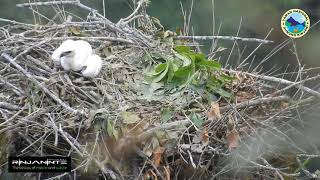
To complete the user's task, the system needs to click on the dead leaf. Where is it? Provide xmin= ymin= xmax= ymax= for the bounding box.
xmin=202 ymin=128 xmax=209 ymax=145
xmin=122 ymin=111 xmax=141 ymax=124
xmin=152 ymin=146 xmax=165 ymax=167
xmin=232 ymin=72 xmax=243 ymax=86
xmin=207 ymin=102 xmax=221 ymax=121
xmin=236 ymin=91 xmax=255 ymax=102
xmin=69 ymin=26 xmax=81 ymax=35
xmin=215 ymin=46 xmax=228 ymax=53
xmin=227 ymin=117 xmax=235 ymax=131
xmin=226 ymin=129 xmax=240 ymax=150
xmin=280 ymin=102 xmax=289 ymax=109
xmin=143 ymin=137 xmax=160 ymax=157
xmin=225 ymin=116 xmax=241 ymax=150
xmin=192 ymin=127 xmax=209 ymax=145
xmin=163 ymin=30 xmax=176 ymax=38
xmin=235 ymin=73 xmax=242 ymax=81
xmin=102 ymin=46 xmax=114 ymax=58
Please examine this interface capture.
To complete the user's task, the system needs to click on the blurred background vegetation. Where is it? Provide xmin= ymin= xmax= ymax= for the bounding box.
xmin=0 ymin=0 xmax=319 ymax=74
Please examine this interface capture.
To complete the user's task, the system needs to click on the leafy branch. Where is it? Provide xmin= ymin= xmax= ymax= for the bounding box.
xmin=146 ymin=46 xmax=234 ymax=98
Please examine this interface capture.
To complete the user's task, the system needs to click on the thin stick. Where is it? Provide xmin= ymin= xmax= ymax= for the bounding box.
xmin=118 ymin=0 xmax=145 ymax=24
xmin=17 ymin=1 xmax=98 ymax=15
xmin=58 ymin=123 xmax=83 ymax=156
xmin=102 ymin=0 xmax=106 ymax=18
xmin=240 ymin=28 xmax=273 ymax=66
xmin=226 ymin=17 xmax=242 ymax=66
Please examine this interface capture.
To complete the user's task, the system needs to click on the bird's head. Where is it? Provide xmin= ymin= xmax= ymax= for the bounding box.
xmin=51 ymin=40 xmax=77 ymax=65
xmin=59 ymin=49 xmax=75 ymax=59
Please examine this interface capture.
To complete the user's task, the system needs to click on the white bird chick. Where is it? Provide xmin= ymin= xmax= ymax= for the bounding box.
xmin=51 ymin=40 xmax=92 ymax=71
xmin=81 ymin=54 xmax=102 ymax=78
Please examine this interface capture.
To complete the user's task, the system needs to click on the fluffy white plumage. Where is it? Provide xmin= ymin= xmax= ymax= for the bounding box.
xmin=81 ymin=54 xmax=102 ymax=78
xmin=51 ymin=40 xmax=92 ymax=71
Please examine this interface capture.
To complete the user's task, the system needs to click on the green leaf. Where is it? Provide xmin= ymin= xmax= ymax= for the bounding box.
xmin=153 ymin=62 xmax=169 ymax=82
xmin=167 ymin=60 xmax=178 ymax=82
xmin=153 ymin=63 xmax=167 ymax=75
xmin=113 ymin=128 xmax=119 ymax=139
xmin=191 ymin=72 xmax=202 ymax=86
xmin=106 ymin=120 xmax=113 ymax=136
xmin=174 ymin=46 xmax=192 ymax=54
xmin=173 ymin=50 xmax=192 ymax=66
xmin=193 ymin=53 xmax=206 ymax=62
xmin=190 ymin=112 xmax=204 ymax=128
xmin=122 ymin=111 xmax=141 ymax=124
xmin=205 ymin=91 xmax=218 ymax=102
xmin=216 ymin=88 xmax=233 ymax=98
xmin=150 ymin=52 xmax=164 ymax=60
xmin=206 ymin=76 xmax=221 ymax=90
xmin=198 ymin=60 xmax=221 ymax=70
xmin=106 ymin=121 xmax=119 ymax=139
xmin=169 ymin=77 xmax=187 ymax=88
xmin=144 ymin=48 xmax=226 ymax=96
xmin=161 ymin=108 xmax=173 ymax=123
xmin=219 ymin=74 xmax=234 ymax=83
xmin=174 ymin=66 xmax=192 ymax=78
xmin=142 ymin=52 xmax=153 ymax=63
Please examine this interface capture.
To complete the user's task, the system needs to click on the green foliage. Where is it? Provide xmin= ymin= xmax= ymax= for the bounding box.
xmin=106 ymin=120 xmax=119 ymax=139
xmin=160 ymin=107 xmax=174 ymax=123
xmin=190 ymin=112 xmax=204 ymax=128
xmin=146 ymin=46 xmax=234 ymax=98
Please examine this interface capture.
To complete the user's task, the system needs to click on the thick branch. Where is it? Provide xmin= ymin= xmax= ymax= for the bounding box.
xmin=176 ymin=35 xmax=273 ymax=44
xmin=17 ymin=1 xmax=79 ymax=8
xmin=220 ymin=95 xmax=290 ymax=112
xmin=0 ymin=102 xmax=21 ymax=111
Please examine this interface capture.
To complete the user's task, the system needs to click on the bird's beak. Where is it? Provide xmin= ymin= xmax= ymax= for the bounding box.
xmin=80 ymin=65 xmax=87 ymax=73
xmin=60 ymin=50 xmax=73 ymax=58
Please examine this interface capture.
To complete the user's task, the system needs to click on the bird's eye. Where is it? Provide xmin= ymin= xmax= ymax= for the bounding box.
xmin=60 ymin=51 xmax=72 ymax=57
xmin=81 ymin=65 xmax=88 ymax=72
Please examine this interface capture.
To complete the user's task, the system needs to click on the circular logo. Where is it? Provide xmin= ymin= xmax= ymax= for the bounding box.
xmin=281 ymin=9 xmax=310 ymax=38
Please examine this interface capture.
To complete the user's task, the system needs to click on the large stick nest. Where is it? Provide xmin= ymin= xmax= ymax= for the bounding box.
xmin=0 ymin=1 xmax=319 ymax=180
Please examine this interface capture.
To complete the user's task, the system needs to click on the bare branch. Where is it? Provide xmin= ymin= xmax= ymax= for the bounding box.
xmin=220 ymin=95 xmax=290 ymax=112
xmin=176 ymin=35 xmax=274 ymax=44
xmin=16 ymin=1 xmax=79 ymax=7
